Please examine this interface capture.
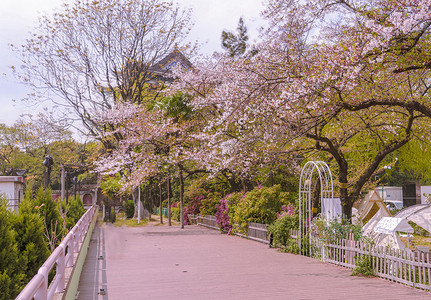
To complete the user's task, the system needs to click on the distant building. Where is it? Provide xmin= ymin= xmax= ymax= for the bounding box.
xmin=147 ymin=49 xmax=193 ymax=85
xmin=0 ymin=176 xmax=25 ymax=213
xmin=51 ymin=184 xmax=99 ymax=209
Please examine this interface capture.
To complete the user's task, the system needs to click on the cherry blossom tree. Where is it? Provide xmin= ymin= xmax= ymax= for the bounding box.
xmin=170 ymin=0 xmax=431 ymax=219
xmin=95 ymin=93 xmax=207 ymax=227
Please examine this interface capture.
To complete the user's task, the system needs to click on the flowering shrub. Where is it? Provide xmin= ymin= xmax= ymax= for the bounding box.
xmin=183 ymin=195 xmax=203 ymax=225
xmin=214 ymin=192 xmax=245 ymax=234
xmin=215 ymin=197 xmax=233 ymax=233
xmin=276 ymin=204 xmax=295 ymax=218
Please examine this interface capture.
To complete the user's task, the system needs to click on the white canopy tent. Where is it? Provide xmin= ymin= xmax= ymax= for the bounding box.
xmin=394 ymin=204 xmax=431 ymax=234
xmin=372 ymin=217 xmax=414 ymax=251
xmin=374 ymin=217 xmax=414 ymax=235
xmin=362 ymin=211 xmax=413 ymax=251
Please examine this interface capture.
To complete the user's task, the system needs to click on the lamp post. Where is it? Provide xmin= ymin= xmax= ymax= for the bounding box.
xmin=42 ymin=155 xmax=54 ymax=190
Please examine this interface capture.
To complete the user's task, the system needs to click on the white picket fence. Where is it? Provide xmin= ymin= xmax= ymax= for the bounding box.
xmin=289 ymin=229 xmax=431 ymax=291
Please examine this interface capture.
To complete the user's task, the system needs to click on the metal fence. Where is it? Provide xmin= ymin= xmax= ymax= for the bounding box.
xmin=196 ymin=215 xmax=270 ymax=244
xmin=196 ymin=215 xmax=219 ymax=230
xmin=16 ymin=204 xmax=98 ymax=300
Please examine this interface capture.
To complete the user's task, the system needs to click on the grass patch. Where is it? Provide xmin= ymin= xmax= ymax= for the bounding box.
xmin=113 ymin=213 xmax=149 ymax=227
xmin=400 ymin=234 xmax=431 ymax=249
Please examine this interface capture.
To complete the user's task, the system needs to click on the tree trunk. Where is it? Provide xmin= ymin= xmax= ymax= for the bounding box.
xmin=312 ymin=180 xmax=320 ymax=218
xmin=131 ymin=188 xmax=138 ymax=218
xmin=148 ymin=181 xmax=152 ymax=221
xmin=338 ymin=167 xmax=351 ymax=221
xmin=179 ymin=168 xmax=184 ymax=229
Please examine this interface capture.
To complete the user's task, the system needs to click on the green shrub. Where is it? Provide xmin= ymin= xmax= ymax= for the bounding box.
xmin=171 ymin=203 xmax=180 ymax=222
xmin=268 ymin=214 xmax=299 ymax=247
xmin=231 ymin=185 xmax=290 ymax=232
xmin=200 ymin=193 xmax=222 ymax=216
xmin=124 ymin=200 xmax=135 ymax=219
xmin=312 ymin=217 xmax=362 ymax=244
xmin=64 ymin=195 xmax=86 ymax=229
xmin=284 ymin=238 xmax=300 ymax=254
xmin=351 ymin=254 xmax=376 ymax=277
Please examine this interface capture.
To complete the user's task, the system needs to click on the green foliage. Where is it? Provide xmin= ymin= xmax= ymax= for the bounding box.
xmin=284 ymin=238 xmax=300 ymax=254
xmin=221 ymin=17 xmax=249 ymax=57
xmin=124 ymin=200 xmax=135 ymax=219
xmin=183 ymin=175 xmax=228 ymax=216
xmin=64 ymin=195 xmax=86 ymax=229
xmin=9 ymin=211 xmax=50 ymax=286
xmin=312 ymin=218 xmax=363 ymax=244
xmin=200 ymin=192 xmax=224 ymax=216
xmin=0 ymin=198 xmax=20 ymax=299
xmin=384 ymin=141 xmax=431 ymax=185
xmin=268 ymin=214 xmax=299 ymax=248
xmin=226 ymin=191 xmax=246 ymax=221
xmin=409 ymin=221 xmax=428 ymax=236
xmin=171 ymin=206 xmax=181 ymax=222
xmin=31 ymin=188 xmax=63 ymax=244
xmin=148 ymin=92 xmax=194 ymax=121
xmin=351 ymin=254 xmax=376 ymax=277
xmin=231 ymin=185 xmax=290 ymax=232
xmin=0 ymin=271 xmax=13 ymax=300
xmin=100 ymin=174 xmax=123 ymax=198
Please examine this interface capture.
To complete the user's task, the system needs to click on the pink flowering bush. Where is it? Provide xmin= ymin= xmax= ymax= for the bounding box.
xmin=276 ymin=204 xmax=295 ymax=219
xmin=215 ymin=198 xmax=232 ymax=233
xmin=215 ymin=192 xmax=244 ymax=234
xmin=183 ymin=195 xmax=203 ymax=225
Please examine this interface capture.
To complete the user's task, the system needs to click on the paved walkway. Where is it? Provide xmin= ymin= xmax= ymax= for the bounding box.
xmin=78 ymin=221 xmax=431 ymax=300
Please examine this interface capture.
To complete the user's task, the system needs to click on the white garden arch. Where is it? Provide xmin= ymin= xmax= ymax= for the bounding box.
xmin=298 ymin=161 xmax=334 ymax=255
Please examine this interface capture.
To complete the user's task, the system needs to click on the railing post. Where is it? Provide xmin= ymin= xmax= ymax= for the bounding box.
xmin=34 ymin=267 xmax=48 ymax=300
xmin=56 ymin=244 xmax=66 ymax=293
xmin=66 ymin=234 xmax=74 ymax=267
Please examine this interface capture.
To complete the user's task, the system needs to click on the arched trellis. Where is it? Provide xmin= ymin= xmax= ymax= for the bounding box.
xmin=299 ymin=161 xmax=334 ymax=255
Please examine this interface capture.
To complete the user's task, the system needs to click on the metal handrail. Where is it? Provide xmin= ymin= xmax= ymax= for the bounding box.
xmin=16 ymin=204 xmax=98 ymax=300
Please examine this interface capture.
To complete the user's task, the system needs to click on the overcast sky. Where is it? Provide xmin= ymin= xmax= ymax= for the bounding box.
xmin=0 ymin=0 xmax=265 ymax=126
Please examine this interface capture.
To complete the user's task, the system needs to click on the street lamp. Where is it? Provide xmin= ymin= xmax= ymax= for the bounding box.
xmin=42 ymin=155 xmax=54 ymax=190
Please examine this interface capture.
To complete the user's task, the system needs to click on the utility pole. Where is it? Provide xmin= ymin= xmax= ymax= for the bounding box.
xmin=138 ymin=186 xmax=141 ymax=224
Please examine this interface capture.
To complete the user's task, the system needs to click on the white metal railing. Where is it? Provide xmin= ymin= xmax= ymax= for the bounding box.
xmin=16 ymin=204 xmax=98 ymax=300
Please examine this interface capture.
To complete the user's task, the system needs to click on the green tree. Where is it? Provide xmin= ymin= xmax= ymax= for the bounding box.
xmin=64 ymin=195 xmax=86 ymax=230
xmin=10 ymin=205 xmax=50 ymax=289
xmin=29 ymin=188 xmax=64 ymax=251
xmin=221 ymin=17 xmax=249 ymax=57
xmin=0 ymin=198 xmax=20 ymax=299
